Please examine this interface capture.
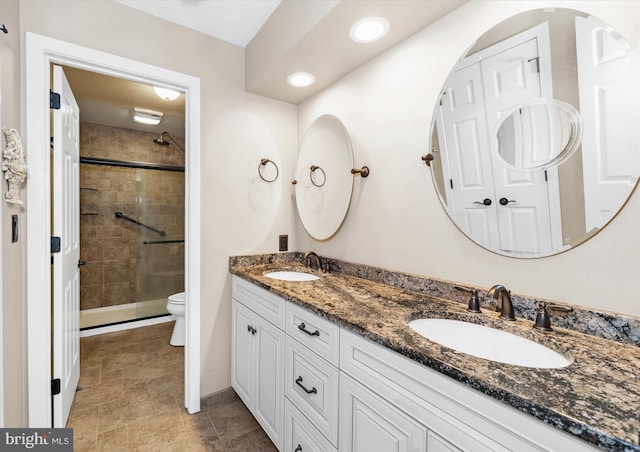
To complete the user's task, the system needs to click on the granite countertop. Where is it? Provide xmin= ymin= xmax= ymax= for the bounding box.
xmin=230 ymin=258 xmax=640 ymax=451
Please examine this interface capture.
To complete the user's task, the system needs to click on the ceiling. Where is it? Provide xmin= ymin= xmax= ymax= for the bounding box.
xmin=68 ymin=0 xmax=468 ymax=135
xmin=114 ymin=0 xmax=282 ymax=48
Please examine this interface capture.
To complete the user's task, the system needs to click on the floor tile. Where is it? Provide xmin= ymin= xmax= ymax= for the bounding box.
xmin=72 ymin=322 xmax=273 ymax=451
xmin=207 ymin=399 xmax=260 ymax=444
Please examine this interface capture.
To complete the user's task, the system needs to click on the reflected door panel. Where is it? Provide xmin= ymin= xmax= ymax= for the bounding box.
xmin=438 ymin=62 xmax=500 ymax=249
xmin=577 ymin=16 xmax=640 ymax=232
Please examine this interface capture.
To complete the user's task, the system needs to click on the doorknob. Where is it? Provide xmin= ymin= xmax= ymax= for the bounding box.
xmin=473 ymin=198 xmax=492 ymax=206
xmin=499 ymin=198 xmax=516 ymax=206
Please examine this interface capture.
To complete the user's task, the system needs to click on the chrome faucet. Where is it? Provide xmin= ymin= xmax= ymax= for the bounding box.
xmin=304 ymin=251 xmax=322 ymax=270
xmin=487 ymin=285 xmax=516 ymax=321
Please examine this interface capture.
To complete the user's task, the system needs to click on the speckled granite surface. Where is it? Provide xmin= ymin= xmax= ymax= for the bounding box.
xmin=230 ymin=253 xmax=640 ymax=451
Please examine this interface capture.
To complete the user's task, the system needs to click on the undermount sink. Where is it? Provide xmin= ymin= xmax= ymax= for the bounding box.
xmin=408 ymin=318 xmax=571 ymax=369
xmin=264 ymin=271 xmax=320 ymax=282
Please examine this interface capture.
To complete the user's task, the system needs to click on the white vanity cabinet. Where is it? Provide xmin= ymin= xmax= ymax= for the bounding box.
xmin=231 ymin=277 xmax=286 ymax=450
xmin=340 ymin=329 xmax=597 ymax=452
xmin=231 ymin=276 xmax=598 ymax=452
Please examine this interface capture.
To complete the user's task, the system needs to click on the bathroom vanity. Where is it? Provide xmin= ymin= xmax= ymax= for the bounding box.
xmin=230 ymin=254 xmax=640 ymax=452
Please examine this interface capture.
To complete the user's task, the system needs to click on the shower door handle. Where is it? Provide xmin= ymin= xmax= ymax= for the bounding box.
xmin=78 ymin=260 xmax=87 ymax=268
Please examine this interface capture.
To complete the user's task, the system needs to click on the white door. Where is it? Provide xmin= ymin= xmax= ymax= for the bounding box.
xmin=52 ymin=65 xmax=80 ymax=428
xmin=576 ymin=15 xmax=640 ymax=232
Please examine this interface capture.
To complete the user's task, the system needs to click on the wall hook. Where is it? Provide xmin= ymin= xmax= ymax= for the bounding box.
xmin=351 ymin=166 xmax=370 ymax=178
xmin=1 ymin=25 xmax=7 ymax=34
xmin=258 ymin=158 xmax=279 ymax=183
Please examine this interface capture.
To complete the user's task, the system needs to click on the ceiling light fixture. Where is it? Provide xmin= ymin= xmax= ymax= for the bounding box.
xmin=133 ymin=108 xmax=163 ymax=125
xmin=286 ymin=72 xmax=316 ymax=88
xmin=350 ymin=17 xmax=390 ymax=43
xmin=153 ymin=86 xmax=181 ymax=101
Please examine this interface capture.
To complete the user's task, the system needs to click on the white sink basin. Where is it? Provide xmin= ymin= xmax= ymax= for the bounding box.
xmin=408 ymin=318 xmax=571 ymax=368
xmin=264 ymin=271 xmax=320 ymax=282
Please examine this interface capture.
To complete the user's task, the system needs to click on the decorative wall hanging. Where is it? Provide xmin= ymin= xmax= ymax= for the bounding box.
xmin=2 ymin=127 xmax=27 ymax=204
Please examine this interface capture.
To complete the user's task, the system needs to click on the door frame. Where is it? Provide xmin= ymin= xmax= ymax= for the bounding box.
xmin=25 ymin=32 xmax=201 ymax=426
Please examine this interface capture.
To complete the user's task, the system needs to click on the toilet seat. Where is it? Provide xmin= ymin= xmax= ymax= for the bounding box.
xmin=168 ymin=292 xmax=186 ymax=305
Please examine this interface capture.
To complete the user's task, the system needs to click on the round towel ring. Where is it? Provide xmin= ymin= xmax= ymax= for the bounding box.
xmin=310 ymin=165 xmax=326 ymax=187
xmin=258 ymin=158 xmax=279 ymax=183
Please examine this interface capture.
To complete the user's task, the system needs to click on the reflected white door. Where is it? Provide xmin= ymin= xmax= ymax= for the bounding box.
xmin=438 ymin=62 xmax=500 ymax=249
xmin=577 ymin=15 xmax=640 ymax=232
xmin=481 ymin=37 xmax=559 ymax=255
xmin=437 ymin=25 xmax=562 ymax=255
xmin=52 ymin=65 xmax=80 ymax=427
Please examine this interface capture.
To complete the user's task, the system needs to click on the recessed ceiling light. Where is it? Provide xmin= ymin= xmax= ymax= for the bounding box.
xmin=153 ymin=86 xmax=181 ymax=101
xmin=287 ymin=72 xmax=316 ymax=88
xmin=350 ymin=17 xmax=390 ymax=43
xmin=133 ymin=108 xmax=163 ymax=125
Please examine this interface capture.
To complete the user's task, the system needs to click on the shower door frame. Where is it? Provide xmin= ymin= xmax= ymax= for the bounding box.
xmin=25 ymin=32 xmax=201 ymax=426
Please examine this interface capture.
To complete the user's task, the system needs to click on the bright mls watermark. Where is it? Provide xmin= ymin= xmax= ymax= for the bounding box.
xmin=1 ymin=429 xmax=72 ymax=451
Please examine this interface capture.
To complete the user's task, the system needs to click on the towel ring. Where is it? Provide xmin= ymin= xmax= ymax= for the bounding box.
xmin=258 ymin=158 xmax=279 ymax=183
xmin=310 ymin=165 xmax=326 ymax=187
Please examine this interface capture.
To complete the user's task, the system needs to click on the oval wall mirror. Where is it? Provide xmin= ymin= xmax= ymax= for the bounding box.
xmin=429 ymin=8 xmax=640 ymax=258
xmin=295 ymin=115 xmax=354 ymax=240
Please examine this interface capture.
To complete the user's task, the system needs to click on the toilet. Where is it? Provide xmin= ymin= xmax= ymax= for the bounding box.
xmin=166 ymin=292 xmax=186 ymax=346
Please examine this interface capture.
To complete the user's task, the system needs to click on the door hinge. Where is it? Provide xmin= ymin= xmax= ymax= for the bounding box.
xmin=50 ymin=91 xmax=61 ymax=110
xmin=51 ymin=236 xmax=61 ymax=254
xmin=51 ymin=378 xmax=61 ymax=396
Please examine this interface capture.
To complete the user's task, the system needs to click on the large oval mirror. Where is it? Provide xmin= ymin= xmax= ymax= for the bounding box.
xmin=429 ymin=8 xmax=640 ymax=258
xmin=295 ymin=115 xmax=354 ymax=240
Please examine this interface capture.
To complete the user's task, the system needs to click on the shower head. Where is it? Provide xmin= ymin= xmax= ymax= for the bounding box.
xmin=153 ymin=132 xmax=170 ymax=146
xmin=153 ymin=131 xmax=184 ymax=152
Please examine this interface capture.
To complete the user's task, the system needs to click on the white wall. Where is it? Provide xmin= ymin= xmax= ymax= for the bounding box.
xmin=297 ymin=1 xmax=640 ymax=317
xmin=17 ymin=0 xmax=297 ymax=401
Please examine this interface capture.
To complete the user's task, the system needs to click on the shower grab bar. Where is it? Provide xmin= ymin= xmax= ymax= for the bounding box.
xmin=143 ymin=239 xmax=184 ymax=245
xmin=114 ymin=212 xmax=166 ymax=236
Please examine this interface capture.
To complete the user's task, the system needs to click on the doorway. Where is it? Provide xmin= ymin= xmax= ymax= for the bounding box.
xmin=26 ymin=32 xmax=201 ymax=427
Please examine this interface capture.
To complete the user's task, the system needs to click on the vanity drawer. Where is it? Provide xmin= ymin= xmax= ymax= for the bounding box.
xmin=232 ymin=275 xmax=285 ymax=329
xmin=285 ymin=336 xmax=339 ymax=446
xmin=286 ymin=301 xmax=340 ymax=366
xmin=285 ymin=398 xmax=337 ymax=452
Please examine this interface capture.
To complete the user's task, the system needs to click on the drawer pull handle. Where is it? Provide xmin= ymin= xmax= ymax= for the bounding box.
xmin=298 ymin=323 xmax=320 ymax=337
xmin=247 ymin=325 xmax=256 ymax=335
xmin=295 ymin=376 xmax=317 ymax=395
xmin=295 ymin=446 xmax=302 ymax=452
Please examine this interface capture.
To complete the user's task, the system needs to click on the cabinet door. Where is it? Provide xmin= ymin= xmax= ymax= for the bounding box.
xmin=231 ymin=300 xmax=254 ymax=408
xmin=340 ymin=373 xmax=429 ymax=452
xmin=254 ymin=314 xmax=286 ymax=450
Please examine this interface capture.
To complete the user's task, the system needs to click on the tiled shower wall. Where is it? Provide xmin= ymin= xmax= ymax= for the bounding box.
xmin=79 ymin=122 xmax=185 ymax=311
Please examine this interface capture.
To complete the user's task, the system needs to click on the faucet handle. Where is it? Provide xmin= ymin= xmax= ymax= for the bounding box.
xmin=533 ymin=303 xmax=553 ymax=332
xmin=454 ymin=286 xmax=481 ymax=313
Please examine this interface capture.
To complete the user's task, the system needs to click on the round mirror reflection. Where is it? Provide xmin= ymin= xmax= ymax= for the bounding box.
xmin=295 ymin=115 xmax=354 ymax=240
xmin=429 ymin=8 xmax=640 ymax=258
xmin=493 ymin=98 xmax=582 ymax=172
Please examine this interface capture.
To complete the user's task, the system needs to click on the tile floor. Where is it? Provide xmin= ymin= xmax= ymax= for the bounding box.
xmin=68 ymin=321 xmax=277 ymax=451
